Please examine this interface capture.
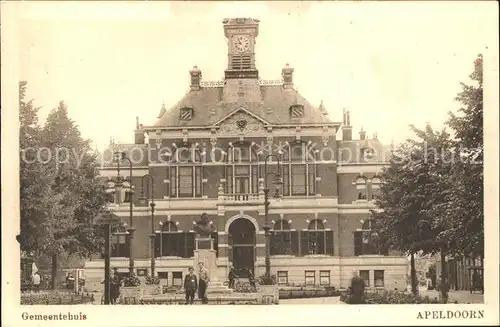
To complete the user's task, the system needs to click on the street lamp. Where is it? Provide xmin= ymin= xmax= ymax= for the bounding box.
xmin=113 ymin=151 xmax=136 ymax=277
xmin=137 ymin=174 xmax=156 ymax=278
xmin=94 ymin=211 xmax=120 ymax=305
xmin=263 ymin=154 xmax=284 ymax=279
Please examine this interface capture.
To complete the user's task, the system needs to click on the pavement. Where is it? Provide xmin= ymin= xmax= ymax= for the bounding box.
xmin=280 ymin=296 xmax=343 ymax=304
xmin=418 ymin=290 xmax=484 ymax=304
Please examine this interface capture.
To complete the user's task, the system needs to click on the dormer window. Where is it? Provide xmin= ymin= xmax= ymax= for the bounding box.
xmin=180 ymin=107 xmax=194 ymax=121
xmin=290 ymin=105 xmax=304 ymax=119
xmin=361 ymin=147 xmax=376 ymax=161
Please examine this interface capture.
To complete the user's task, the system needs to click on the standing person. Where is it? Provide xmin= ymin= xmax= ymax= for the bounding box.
xmin=184 ymin=267 xmax=198 ymax=305
xmin=198 ymin=262 xmax=210 ymax=304
xmin=228 ymin=264 xmax=237 ymax=289
xmin=247 ymin=269 xmax=256 ymax=292
xmin=31 ymin=271 xmax=41 ymax=292
xmin=439 ymin=276 xmax=450 ymax=304
xmin=110 ymin=268 xmax=121 ymax=305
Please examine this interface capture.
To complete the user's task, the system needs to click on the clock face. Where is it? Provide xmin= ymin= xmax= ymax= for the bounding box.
xmin=232 ymin=35 xmax=250 ymax=53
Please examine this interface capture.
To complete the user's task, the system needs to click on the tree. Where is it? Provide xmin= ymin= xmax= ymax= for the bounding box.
xmin=19 ymin=86 xmax=107 ymax=288
xmin=40 ymin=101 xmax=107 ymax=288
xmin=370 ymin=124 xmax=454 ymax=295
xmin=440 ymin=54 xmax=484 ymax=258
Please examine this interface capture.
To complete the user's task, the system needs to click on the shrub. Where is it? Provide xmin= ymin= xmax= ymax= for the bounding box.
xmin=258 ymin=274 xmax=276 ymax=285
xmin=145 ymin=276 xmax=160 ymax=285
xmin=123 ymin=274 xmax=141 ymax=287
xmin=340 ymin=290 xmax=440 ymax=304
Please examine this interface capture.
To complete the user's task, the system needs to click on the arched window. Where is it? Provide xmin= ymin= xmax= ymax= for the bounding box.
xmin=155 ymin=221 xmax=195 ymax=259
xmin=170 ymin=144 xmax=203 ymax=198
xmin=354 ymin=218 xmax=385 ymax=256
xmin=281 ymin=142 xmax=317 ymax=196
xmin=270 ymin=220 xmax=298 ymax=255
xmin=371 ymin=177 xmax=382 ymax=200
xmin=110 ymin=224 xmax=129 ymax=258
xmin=225 ymin=142 xmax=260 ymax=197
xmin=355 ymin=177 xmax=367 ymax=200
xmin=303 ymin=219 xmax=333 ymax=255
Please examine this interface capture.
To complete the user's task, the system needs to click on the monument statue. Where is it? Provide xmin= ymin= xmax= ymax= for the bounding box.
xmin=194 ymin=213 xmax=216 ymax=237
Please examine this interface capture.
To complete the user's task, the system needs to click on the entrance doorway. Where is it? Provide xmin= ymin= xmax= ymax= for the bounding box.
xmin=228 ymin=218 xmax=256 ymax=278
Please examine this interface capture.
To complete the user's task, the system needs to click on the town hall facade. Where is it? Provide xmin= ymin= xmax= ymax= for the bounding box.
xmin=84 ymin=18 xmax=407 ymax=291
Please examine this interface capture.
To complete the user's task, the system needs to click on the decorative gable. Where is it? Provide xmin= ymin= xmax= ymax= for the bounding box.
xmin=180 ymin=107 xmax=194 ymax=121
xmin=290 ymin=105 xmax=304 ymax=119
xmin=216 ymin=110 xmax=268 ymax=136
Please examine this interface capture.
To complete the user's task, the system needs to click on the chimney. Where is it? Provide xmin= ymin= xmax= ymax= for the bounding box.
xmin=134 ymin=116 xmax=145 ymax=144
xmin=189 ymin=65 xmax=202 ymax=91
xmin=282 ymin=63 xmax=294 ymax=89
xmin=373 ymin=132 xmax=378 ymax=140
xmin=342 ymin=109 xmax=353 ymax=141
xmin=359 ymin=128 xmax=366 ymax=140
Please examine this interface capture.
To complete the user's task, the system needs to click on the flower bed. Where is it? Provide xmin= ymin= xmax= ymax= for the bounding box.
xmin=279 ymin=287 xmax=341 ymax=299
xmin=339 ymin=290 xmax=440 ymax=304
xmin=21 ymin=291 xmax=95 ymax=305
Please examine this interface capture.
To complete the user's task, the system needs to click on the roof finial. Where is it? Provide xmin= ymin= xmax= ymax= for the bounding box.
xmin=136 ymin=116 xmax=140 ymax=130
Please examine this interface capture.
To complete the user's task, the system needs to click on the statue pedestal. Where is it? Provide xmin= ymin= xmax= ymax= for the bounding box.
xmin=194 ymin=236 xmax=232 ymax=294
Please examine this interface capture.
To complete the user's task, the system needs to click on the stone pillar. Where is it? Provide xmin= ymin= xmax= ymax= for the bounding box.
xmin=194 ymin=237 xmax=218 ymax=282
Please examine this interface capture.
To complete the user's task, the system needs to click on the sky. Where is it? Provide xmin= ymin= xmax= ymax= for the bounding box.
xmin=17 ymin=1 xmax=497 ymax=151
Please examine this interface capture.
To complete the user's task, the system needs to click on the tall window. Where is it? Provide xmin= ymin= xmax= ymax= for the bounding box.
xmin=359 ymin=270 xmax=370 ymax=287
xmin=225 ymin=142 xmax=259 ymax=195
xmin=374 ymin=270 xmax=385 ymax=287
xmin=282 ymin=142 xmax=316 ymax=196
xmin=111 ymin=225 xmax=129 ymax=258
xmin=354 ymin=219 xmax=386 ymax=256
xmin=371 ymin=177 xmax=382 ymax=200
xmin=155 ymin=221 xmax=195 ymax=258
xmin=170 ymin=145 xmax=203 ymax=198
xmin=355 ymin=177 xmax=367 ymax=200
xmin=302 ymin=219 xmax=334 ymax=255
xmin=270 ymin=220 xmax=299 ymax=255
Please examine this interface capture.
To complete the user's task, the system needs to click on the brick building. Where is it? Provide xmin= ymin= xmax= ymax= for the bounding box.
xmin=84 ymin=18 xmax=407 ymax=291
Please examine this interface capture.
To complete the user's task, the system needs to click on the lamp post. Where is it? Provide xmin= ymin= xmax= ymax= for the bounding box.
xmin=113 ymin=151 xmax=136 ymax=277
xmin=94 ymin=211 xmax=120 ymax=305
xmin=138 ymin=174 xmax=156 ymax=278
xmin=263 ymin=154 xmax=284 ymax=279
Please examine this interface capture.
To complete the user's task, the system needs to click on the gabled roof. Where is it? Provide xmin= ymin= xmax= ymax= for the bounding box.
xmin=152 ymin=82 xmax=334 ymax=129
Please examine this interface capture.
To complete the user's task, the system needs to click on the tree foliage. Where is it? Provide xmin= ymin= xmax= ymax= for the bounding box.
xmin=370 ymin=55 xmax=484 ymax=258
xmin=19 ymin=82 xmax=107 ymax=263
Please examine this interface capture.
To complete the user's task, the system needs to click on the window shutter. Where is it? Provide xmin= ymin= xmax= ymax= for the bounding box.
xmin=300 ymin=231 xmax=309 ymax=256
xmin=354 ymin=231 xmax=362 ymax=256
xmin=291 ymin=231 xmax=299 ymax=256
xmin=325 ymin=230 xmax=334 ymax=255
xmin=154 ymin=234 xmax=161 ymax=258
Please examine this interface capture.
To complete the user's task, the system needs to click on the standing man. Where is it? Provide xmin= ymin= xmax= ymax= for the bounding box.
xmin=31 ymin=271 xmax=41 ymax=292
xmin=198 ymin=262 xmax=210 ymax=304
xmin=228 ymin=264 xmax=237 ymax=289
xmin=184 ymin=267 xmax=198 ymax=305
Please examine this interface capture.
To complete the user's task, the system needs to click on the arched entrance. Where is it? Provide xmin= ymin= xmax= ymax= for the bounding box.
xmin=228 ymin=217 xmax=256 ymax=277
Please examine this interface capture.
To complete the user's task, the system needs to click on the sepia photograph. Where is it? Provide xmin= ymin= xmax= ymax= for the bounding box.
xmin=1 ymin=1 xmax=499 ymax=326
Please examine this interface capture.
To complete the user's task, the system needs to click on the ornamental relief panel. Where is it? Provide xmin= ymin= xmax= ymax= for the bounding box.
xmin=217 ymin=111 xmax=267 ymax=136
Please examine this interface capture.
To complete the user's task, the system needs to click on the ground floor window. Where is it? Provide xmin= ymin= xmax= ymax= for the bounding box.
xmin=110 ymin=233 xmax=129 ymax=258
xmin=320 ymin=270 xmax=330 ymax=286
xmin=359 ymin=270 xmax=370 ymax=287
xmin=374 ymin=270 xmax=385 ymax=287
xmin=172 ymin=272 xmax=183 ymax=287
xmin=137 ymin=268 xmax=147 ymax=277
xmin=155 ymin=232 xmax=195 ymax=258
xmin=305 ymin=270 xmax=316 ymax=286
xmin=277 ymin=271 xmax=289 ymax=285
xmin=158 ymin=272 xmax=168 ymax=282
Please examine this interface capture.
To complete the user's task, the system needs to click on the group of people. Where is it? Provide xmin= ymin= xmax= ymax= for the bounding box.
xmin=183 ymin=262 xmax=210 ymax=304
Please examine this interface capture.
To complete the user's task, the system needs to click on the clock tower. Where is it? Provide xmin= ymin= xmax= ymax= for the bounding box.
xmin=223 ymin=18 xmax=259 ymax=79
